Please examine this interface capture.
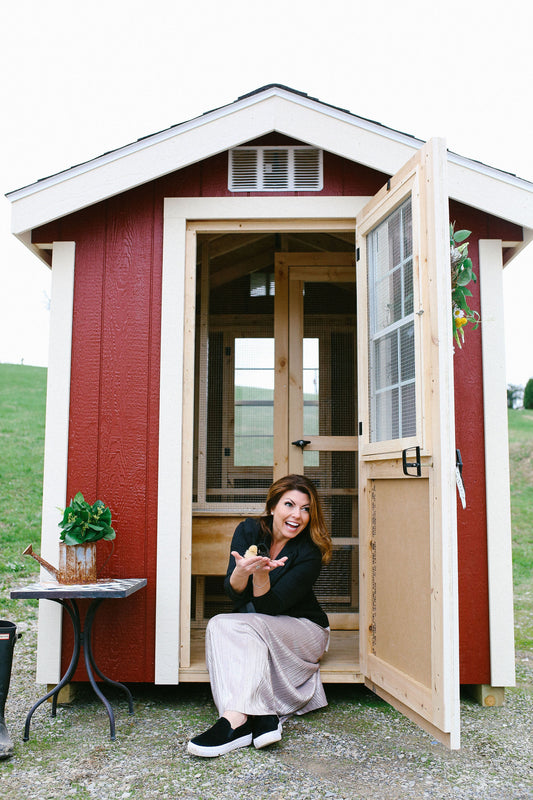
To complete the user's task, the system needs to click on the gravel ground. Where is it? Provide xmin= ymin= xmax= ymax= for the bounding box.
xmin=1 ymin=590 xmax=532 ymax=800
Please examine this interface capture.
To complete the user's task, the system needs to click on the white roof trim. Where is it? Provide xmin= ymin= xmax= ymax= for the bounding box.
xmin=7 ymin=85 xmax=533 ymax=235
xmin=7 ymin=86 xmax=423 ymax=201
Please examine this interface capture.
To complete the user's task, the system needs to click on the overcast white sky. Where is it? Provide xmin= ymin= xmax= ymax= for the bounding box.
xmin=1 ymin=0 xmax=532 ymax=385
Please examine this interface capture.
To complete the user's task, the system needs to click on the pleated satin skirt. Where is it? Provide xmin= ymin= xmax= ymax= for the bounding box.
xmin=205 ymin=613 xmax=330 ymax=721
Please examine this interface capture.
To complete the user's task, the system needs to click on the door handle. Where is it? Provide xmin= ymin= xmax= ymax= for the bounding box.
xmin=292 ymin=439 xmax=311 ymax=451
xmin=402 ymin=445 xmax=422 ymax=477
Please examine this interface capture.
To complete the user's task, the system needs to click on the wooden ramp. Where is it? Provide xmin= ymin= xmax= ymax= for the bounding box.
xmin=179 ymin=629 xmax=363 ymax=683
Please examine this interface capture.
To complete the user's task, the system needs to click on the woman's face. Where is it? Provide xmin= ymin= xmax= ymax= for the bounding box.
xmin=271 ymin=490 xmax=310 ymax=543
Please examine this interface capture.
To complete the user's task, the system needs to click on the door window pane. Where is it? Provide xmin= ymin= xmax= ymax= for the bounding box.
xmin=234 ymin=338 xmax=274 ymax=466
xmin=368 ymin=199 xmax=416 ymax=442
xmin=303 ymin=337 xmax=319 ymax=432
xmin=303 ymin=337 xmax=319 ymax=466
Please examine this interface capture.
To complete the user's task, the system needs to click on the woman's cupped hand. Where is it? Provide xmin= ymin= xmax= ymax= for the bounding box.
xmin=231 ymin=551 xmax=287 ymax=577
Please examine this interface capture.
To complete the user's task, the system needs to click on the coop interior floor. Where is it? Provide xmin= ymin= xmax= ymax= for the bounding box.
xmin=179 ymin=629 xmax=363 ymax=683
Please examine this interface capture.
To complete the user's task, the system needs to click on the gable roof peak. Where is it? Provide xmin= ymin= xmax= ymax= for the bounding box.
xmin=237 ymin=84 xmax=309 ymax=100
xmin=7 ymin=84 xmax=533 ymax=240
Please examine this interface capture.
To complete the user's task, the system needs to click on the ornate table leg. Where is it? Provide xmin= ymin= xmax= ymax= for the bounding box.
xmin=23 ymin=599 xmax=80 ymax=741
xmin=84 ymin=600 xmax=134 ymax=715
xmin=23 ymin=595 xmax=136 ymax=742
xmin=82 ymin=600 xmax=117 ymax=739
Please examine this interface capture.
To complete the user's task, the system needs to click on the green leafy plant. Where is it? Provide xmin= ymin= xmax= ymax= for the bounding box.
xmin=450 ymin=223 xmax=480 ymax=348
xmin=58 ymin=491 xmax=116 ymax=545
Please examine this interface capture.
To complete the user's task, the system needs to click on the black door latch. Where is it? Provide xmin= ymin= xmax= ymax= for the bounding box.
xmin=402 ymin=445 xmax=422 ymax=477
xmin=292 ymin=439 xmax=311 ymax=451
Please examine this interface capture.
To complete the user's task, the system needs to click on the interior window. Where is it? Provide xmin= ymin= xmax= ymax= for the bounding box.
xmin=302 ymin=338 xmax=319 ymax=467
xmin=234 ymin=338 xmax=274 ymax=466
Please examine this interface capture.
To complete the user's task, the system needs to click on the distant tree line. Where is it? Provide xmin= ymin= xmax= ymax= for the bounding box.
xmin=525 ymin=379 xmax=533 ymax=409
xmin=508 ymin=384 xmax=524 ymax=409
xmin=508 ymin=379 xmax=533 ymax=409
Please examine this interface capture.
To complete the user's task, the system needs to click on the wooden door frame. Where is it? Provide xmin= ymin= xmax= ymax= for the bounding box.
xmin=156 ymin=200 xmax=363 ymax=682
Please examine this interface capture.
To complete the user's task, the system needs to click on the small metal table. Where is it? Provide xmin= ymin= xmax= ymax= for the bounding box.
xmin=10 ymin=578 xmax=147 ymax=741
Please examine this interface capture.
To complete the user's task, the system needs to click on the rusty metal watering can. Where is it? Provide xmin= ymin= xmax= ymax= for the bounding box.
xmin=23 ymin=543 xmax=97 ymax=584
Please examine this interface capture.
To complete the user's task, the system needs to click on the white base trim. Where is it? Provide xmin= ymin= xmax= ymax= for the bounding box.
xmin=479 ymin=239 xmax=516 ymax=687
xmin=36 ymin=242 xmax=75 ymax=684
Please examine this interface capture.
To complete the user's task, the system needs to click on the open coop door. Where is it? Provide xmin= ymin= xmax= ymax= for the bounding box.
xmin=356 ymin=139 xmax=460 ymax=749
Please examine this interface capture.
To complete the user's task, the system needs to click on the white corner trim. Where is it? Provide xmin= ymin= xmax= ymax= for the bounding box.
xmin=154 ymin=208 xmax=186 ymax=683
xmin=36 ymin=241 xmax=75 ymax=684
xmin=479 ymin=239 xmax=516 ymax=687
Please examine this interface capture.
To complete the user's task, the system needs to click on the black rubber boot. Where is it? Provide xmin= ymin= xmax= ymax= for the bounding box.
xmin=0 ymin=620 xmax=18 ymax=760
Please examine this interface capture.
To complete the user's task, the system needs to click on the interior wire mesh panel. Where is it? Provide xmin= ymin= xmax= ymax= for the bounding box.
xmin=192 ymin=237 xmax=358 ymax=626
xmin=204 ymin=327 xmax=275 ymax=504
xmin=196 ymin=246 xmax=276 ymax=506
xmin=310 ymin=463 xmax=359 ymax=614
xmin=301 ymin=281 xmax=358 ymax=615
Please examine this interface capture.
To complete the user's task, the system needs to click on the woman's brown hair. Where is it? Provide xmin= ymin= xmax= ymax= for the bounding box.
xmin=258 ymin=474 xmax=332 ymax=564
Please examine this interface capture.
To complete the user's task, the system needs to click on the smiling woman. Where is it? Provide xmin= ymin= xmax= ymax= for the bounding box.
xmin=270 ymin=489 xmax=310 ymax=554
xmin=187 ymin=473 xmax=332 ymax=758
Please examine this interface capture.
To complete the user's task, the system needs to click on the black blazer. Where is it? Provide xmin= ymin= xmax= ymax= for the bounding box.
xmin=223 ymin=517 xmax=329 ymax=628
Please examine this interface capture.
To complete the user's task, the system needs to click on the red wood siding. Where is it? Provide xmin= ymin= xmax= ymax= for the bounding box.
xmin=31 ymin=154 xmax=521 ymax=684
xmin=450 ymin=201 xmax=522 ymax=684
xmin=34 ymin=185 xmax=163 ymax=682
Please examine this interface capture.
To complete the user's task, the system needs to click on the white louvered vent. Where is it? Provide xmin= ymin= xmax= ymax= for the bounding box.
xmin=294 ymin=148 xmax=322 ymax=189
xmin=229 ymin=149 xmax=258 ymax=190
xmin=229 ymin=146 xmax=323 ymax=191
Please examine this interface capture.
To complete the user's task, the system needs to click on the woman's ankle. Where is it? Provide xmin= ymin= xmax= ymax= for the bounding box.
xmin=222 ymin=710 xmax=248 ymax=729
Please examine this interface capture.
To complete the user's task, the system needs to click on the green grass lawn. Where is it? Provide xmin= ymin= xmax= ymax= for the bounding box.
xmin=508 ymin=408 xmax=533 ymax=650
xmin=0 ymin=364 xmax=46 ymax=586
xmin=0 ymin=363 xmax=532 ymax=653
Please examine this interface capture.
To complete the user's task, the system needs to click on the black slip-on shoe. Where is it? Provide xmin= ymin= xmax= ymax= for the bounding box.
xmin=187 ymin=717 xmax=253 ymax=757
xmin=252 ymin=714 xmax=282 ymax=749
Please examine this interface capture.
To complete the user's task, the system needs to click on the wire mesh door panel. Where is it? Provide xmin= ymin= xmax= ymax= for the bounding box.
xmin=194 ymin=235 xmax=276 ymax=511
xmin=286 ymin=267 xmax=359 ymax=629
xmin=308 ymin=453 xmax=359 ymax=627
xmin=193 ymin=245 xmax=358 ymax=632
